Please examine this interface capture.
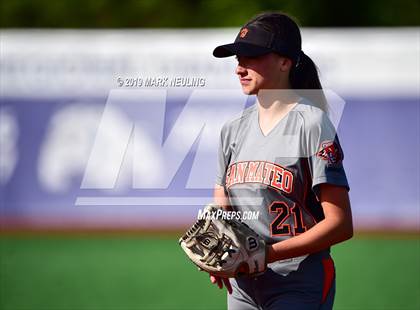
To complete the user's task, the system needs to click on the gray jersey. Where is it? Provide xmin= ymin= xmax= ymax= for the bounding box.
xmin=215 ymin=97 xmax=349 ymax=274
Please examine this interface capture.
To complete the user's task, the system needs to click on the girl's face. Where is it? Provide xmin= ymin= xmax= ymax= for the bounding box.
xmin=235 ymin=53 xmax=292 ymax=95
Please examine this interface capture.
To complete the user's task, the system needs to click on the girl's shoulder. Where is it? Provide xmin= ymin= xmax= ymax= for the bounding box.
xmin=293 ymin=97 xmax=333 ymax=133
xmin=220 ymin=103 xmax=256 ymax=135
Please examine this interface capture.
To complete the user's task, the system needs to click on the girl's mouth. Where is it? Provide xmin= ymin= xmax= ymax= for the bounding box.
xmin=240 ymin=78 xmax=251 ymax=85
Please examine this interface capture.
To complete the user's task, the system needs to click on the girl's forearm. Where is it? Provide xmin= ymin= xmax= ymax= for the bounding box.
xmin=214 ymin=184 xmax=232 ymax=211
xmin=266 ymin=217 xmax=353 ymax=264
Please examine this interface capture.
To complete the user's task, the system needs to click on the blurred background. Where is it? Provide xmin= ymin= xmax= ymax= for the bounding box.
xmin=1 ymin=0 xmax=419 ymax=309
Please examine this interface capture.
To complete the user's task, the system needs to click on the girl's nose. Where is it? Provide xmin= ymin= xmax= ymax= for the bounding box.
xmin=236 ymin=64 xmax=247 ymax=76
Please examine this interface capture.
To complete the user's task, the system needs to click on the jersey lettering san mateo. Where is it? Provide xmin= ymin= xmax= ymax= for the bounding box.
xmin=215 ymin=98 xmax=350 ymax=274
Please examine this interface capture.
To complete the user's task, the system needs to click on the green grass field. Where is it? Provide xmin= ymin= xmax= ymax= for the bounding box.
xmin=0 ymin=234 xmax=419 ymax=310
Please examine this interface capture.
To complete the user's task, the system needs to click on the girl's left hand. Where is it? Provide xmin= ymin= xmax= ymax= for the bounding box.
xmin=209 ymin=274 xmax=233 ymax=294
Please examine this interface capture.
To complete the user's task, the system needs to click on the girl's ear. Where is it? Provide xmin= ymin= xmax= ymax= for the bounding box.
xmin=278 ymin=57 xmax=293 ymax=72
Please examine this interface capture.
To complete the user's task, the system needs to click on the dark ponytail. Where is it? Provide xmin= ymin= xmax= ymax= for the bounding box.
xmin=290 ymin=51 xmax=328 ymax=112
xmin=290 ymin=52 xmax=321 ymax=89
xmin=246 ymin=12 xmax=328 ymax=112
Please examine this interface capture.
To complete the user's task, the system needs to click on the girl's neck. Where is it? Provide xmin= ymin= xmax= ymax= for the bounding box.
xmin=256 ymin=89 xmax=299 ymax=118
xmin=255 ymin=89 xmax=300 ymax=136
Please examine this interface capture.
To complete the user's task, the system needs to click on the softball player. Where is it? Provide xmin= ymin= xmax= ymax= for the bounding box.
xmin=211 ymin=12 xmax=353 ymax=309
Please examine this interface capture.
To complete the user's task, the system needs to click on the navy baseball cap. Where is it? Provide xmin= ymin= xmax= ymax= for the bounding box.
xmin=213 ymin=24 xmax=301 ymax=63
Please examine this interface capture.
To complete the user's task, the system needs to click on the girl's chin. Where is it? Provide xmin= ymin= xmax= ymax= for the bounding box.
xmin=241 ymin=85 xmax=258 ymax=95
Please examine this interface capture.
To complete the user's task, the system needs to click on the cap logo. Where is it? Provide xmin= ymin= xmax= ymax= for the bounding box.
xmin=239 ymin=28 xmax=249 ymax=38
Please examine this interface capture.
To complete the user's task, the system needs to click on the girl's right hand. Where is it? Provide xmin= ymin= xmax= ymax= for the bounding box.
xmin=209 ymin=274 xmax=233 ymax=294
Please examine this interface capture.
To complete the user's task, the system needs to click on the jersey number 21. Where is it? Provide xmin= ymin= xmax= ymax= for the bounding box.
xmin=269 ymin=201 xmax=307 ymax=236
